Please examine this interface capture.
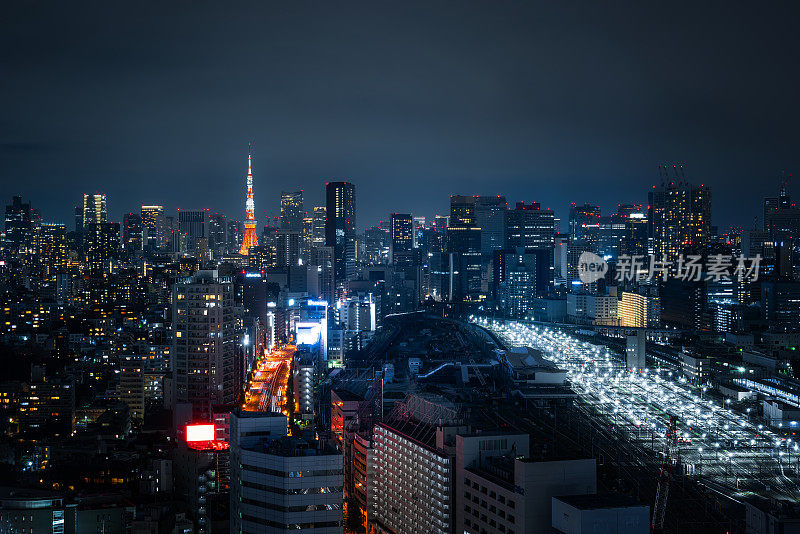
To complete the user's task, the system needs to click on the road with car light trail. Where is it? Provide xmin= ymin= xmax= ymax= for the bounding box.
xmin=243 ymin=344 xmax=294 ymax=416
xmin=473 ymin=317 xmax=800 ymax=502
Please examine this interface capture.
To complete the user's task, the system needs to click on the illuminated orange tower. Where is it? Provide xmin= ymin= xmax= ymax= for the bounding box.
xmin=239 ymin=143 xmax=259 ymax=255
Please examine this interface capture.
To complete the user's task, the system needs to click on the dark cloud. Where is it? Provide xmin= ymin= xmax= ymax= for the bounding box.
xmin=2 ymin=1 xmax=799 ymax=230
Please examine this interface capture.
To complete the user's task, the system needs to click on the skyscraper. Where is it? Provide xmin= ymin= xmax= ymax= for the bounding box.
xmin=3 ymin=195 xmax=37 ymax=264
xmin=172 ymin=270 xmax=236 ymax=420
xmin=390 ymin=213 xmax=413 ymax=256
xmin=312 ymin=206 xmax=327 ymax=247
xmin=474 ymin=195 xmax=507 ymax=257
xmin=37 ymin=223 xmax=67 ymax=277
xmin=325 ymin=182 xmax=356 ymax=292
xmin=239 ymin=145 xmax=259 ymax=255
xmin=280 ymin=190 xmax=304 ymax=230
xmin=568 ymin=203 xmax=601 ymax=246
xmin=84 ymin=222 xmax=120 ymax=272
xmin=449 ymin=195 xmax=476 ymax=228
xmin=649 ymin=167 xmax=712 ymax=262
xmin=82 ymin=193 xmax=107 ymax=227
xmin=141 ymin=205 xmax=165 ymax=250
xmin=178 ymin=209 xmax=208 ymax=257
xmin=122 ymin=212 xmax=143 ymax=253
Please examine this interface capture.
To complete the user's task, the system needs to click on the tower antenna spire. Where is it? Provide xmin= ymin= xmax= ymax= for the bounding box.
xmin=239 ymin=142 xmax=259 ymax=255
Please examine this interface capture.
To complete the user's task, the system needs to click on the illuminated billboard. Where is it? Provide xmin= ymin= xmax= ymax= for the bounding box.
xmin=186 ymin=424 xmax=215 ymax=442
xmin=296 ymin=322 xmax=322 ymax=346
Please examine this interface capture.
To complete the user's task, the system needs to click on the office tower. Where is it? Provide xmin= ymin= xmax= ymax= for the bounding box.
xmin=227 ymin=219 xmax=243 ymax=254
xmin=505 ymin=202 xmax=555 ymax=251
xmin=761 ymin=281 xmax=800 ymax=330
xmin=474 ymin=195 xmax=507 ymax=256
xmin=449 ymin=195 xmax=476 ymax=228
xmin=498 ymin=255 xmax=537 ymax=317
xmin=230 ymin=411 xmax=343 ymax=534
xmin=122 ymin=212 xmax=143 ymax=253
xmin=3 ymin=195 xmax=37 ymax=263
xmin=504 ymin=202 xmax=556 ymax=294
xmin=37 ymin=223 xmax=67 ymax=277
xmin=596 ymin=214 xmax=627 ymax=260
xmin=620 ymin=207 xmax=649 ymax=257
xmin=325 ymin=181 xmax=356 ymax=291
xmin=141 ymin=205 xmax=165 ymax=250
xmin=164 ymin=215 xmax=178 ymax=252
xmin=412 ymin=216 xmax=426 ymax=249
xmin=280 ymin=190 xmax=304 ymax=230
xmin=312 ymin=206 xmax=326 ymax=247
xmin=764 ymin=182 xmax=800 ymax=243
xmin=309 ymin=246 xmax=335 ymax=304
xmin=568 ymin=203 xmax=601 ymax=247
xmin=649 ymin=166 xmax=712 ymax=262
xmin=82 ymin=193 xmax=107 ymax=228
xmin=172 ymin=270 xmax=235 ymax=420
xmin=84 ymin=222 xmax=120 ymax=272
xmin=239 ymin=146 xmax=259 ymax=255
xmin=390 ymin=213 xmax=413 ymax=258
xmin=446 ymin=226 xmax=482 ymax=299
xmin=275 ymin=229 xmax=302 ymax=267
xmin=208 ymin=213 xmax=229 ymax=258
xmin=618 ymin=288 xmax=661 ymax=328
xmin=301 ymin=215 xmax=313 ymax=263
xmin=178 ymin=209 xmax=208 ymax=256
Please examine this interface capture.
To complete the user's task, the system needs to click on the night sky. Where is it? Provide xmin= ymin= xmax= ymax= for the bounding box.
xmin=3 ymin=1 xmax=799 ymax=231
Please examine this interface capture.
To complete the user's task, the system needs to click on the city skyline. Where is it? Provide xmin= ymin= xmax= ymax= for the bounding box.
xmin=3 ymin=2 xmax=800 ymax=229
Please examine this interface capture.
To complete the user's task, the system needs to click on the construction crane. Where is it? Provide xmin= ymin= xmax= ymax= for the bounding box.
xmin=652 ymin=415 xmax=678 ymax=532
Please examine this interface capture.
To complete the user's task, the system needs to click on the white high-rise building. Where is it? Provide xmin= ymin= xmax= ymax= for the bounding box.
xmin=230 ymin=411 xmax=343 ymax=534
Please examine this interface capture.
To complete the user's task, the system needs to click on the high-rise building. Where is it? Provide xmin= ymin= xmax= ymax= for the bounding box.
xmin=390 ymin=213 xmax=413 ymax=258
xmin=649 ymin=167 xmax=712 ymax=262
xmin=240 ymin=146 xmax=259 ymax=255
xmin=449 ymin=195 xmax=476 ymax=228
xmin=172 ymin=270 xmax=236 ymax=420
xmin=141 ymin=205 xmax=165 ymax=250
xmin=82 ymin=193 xmax=107 ymax=228
xmin=230 ymin=411 xmax=343 ymax=534
xmin=84 ymin=222 xmax=120 ymax=272
xmin=280 ymin=190 xmax=304 ymax=230
xmin=275 ymin=229 xmax=302 ymax=267
xmin=3 ymin=195 xmax=37 ymax=264
xmin=178 ymin=209 xmax=208 ymax=256
xmin=312 ymin=206 xmax=327 ymax=247
xmin=208 ymin=213 xmax=229 ymax=258
xmin=505 ymin=202 xmax=555 ymax=251
xmin=568 ymin=203 xmax=601 ymax=245
xmin=475 ymin=195 xmax=507 ymax=256
xmin=37 ymin=223 xmax=67 ymax=277
xmin=122 ymin=212 xmax=143 ymax=253
xmin=325 ymin=182 xmax=356 ymax=291
xmin=764 ymin=182 xmax=800 ymax=244
xmin=371 ymin=420 xmax=455 ymax=534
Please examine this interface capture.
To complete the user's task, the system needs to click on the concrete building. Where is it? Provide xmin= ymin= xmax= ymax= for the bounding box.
xmin=171 ymin=270 xmax=236 ymax=420
xmin=460 ymin=451 xmax=597 ymax=533
xmin=681 ymin=351 xmax=711 ymax=384
xmin=551 ymin=494 xmax=649 ymax=534
xmin=371 ymin=421 xmax=455 ymax=534
xmin=230 ymin=411 xmax=343 ymax=534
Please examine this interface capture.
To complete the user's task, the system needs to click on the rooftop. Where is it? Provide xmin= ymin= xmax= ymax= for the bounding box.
xmin=555 ymin=493 xmax=647 ymax=510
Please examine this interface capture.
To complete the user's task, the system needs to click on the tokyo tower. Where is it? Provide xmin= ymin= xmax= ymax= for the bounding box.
xmin=239 ymin=143 xmax=259 ymax=255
